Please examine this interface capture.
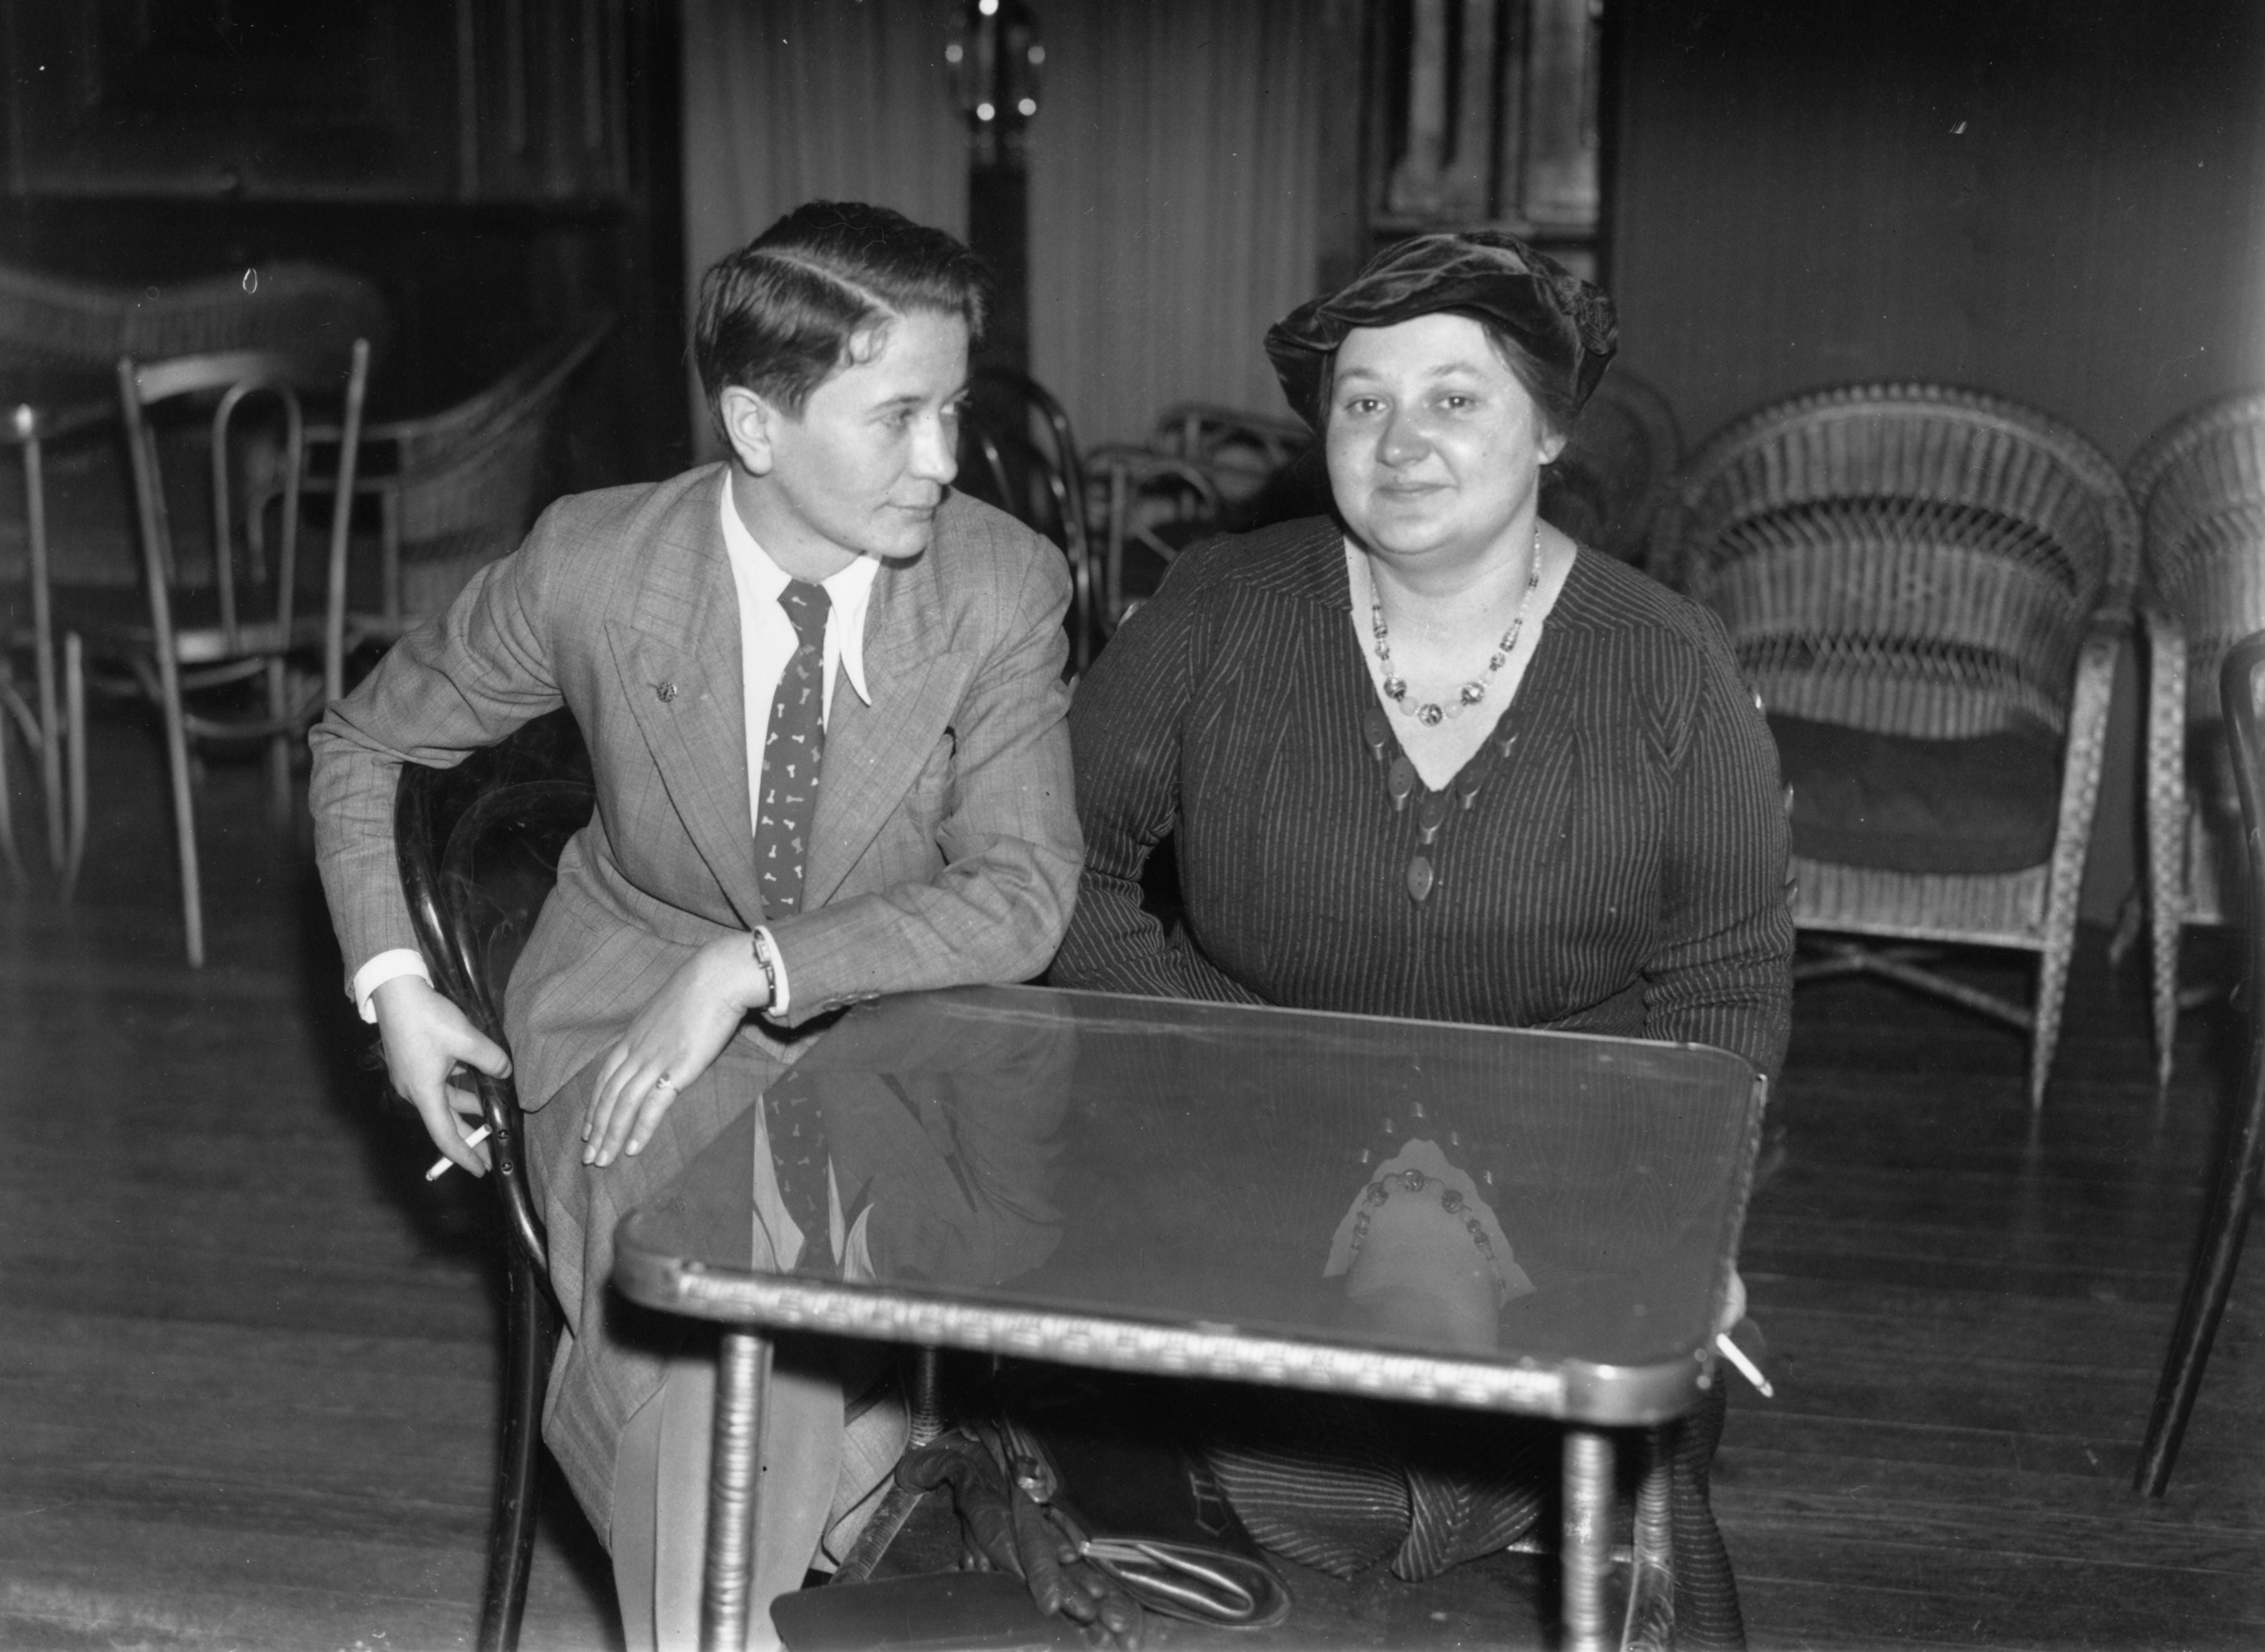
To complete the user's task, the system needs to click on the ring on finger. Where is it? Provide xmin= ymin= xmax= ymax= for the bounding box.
xmin=653 ymin=1072 xmax=677 ymax=1092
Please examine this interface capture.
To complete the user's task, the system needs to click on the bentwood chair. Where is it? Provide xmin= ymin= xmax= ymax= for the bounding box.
xmin=394 ymin=709 xmax=594 ymax=1652
xmin=2136 ymin=629 xmax=2265 ymax=1495
xmin=1084 ymin=448 xmax=1225 ymax=635
xmin=1 ymin=262 xmax=389 ymax=881
xmin=1085 ymin=402 xmax=1322 ymax=636
xmin=1544 ymin=368 xmax=1682 ymax=566
xmin=958 ymin=367 xmax=1097 ymax=670
xmin=1147 ymin=402 xmax=1312 ymax=506
xmin=2125 ymin=394 xmax=2265 ymax=1090
xmin=295 ymin=313 xmax=614 ymax=701
xmin=1653 ymin=384 xmax=2139 ymax=1109
xmin=57 ymin=343 xmax=370 ymax=964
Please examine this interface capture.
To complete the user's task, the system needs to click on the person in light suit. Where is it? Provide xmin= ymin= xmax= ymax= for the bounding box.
xmin=309 ymin=201 xmax=1082 ymax=1650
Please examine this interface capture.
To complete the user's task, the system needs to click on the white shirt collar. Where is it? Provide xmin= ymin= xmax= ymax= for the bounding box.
xmin=718 ymin=475 xmax=879 ymax=710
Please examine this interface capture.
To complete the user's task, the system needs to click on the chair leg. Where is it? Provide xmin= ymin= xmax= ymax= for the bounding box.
xmin=2136 ymin=1053 xmax=2265 ymax=1495
xmin=2144 ymin=617 xmax=2190 ymax=1093
xmin=0 ymin=665 xmax=21 ymax=885
xmin=156 ymin=657 xmax=204 ymax=967
xmin=477 ymin=1246 xmax=551 ymax=1652
xmin=62 ymin=634 xmax=86 ymax=901
xmin=22 ymin=422 xmax=64 ymax=873
xmin=2031 ymin=931 xmax=2076 ymax=1113
xmin=265 ymin=658 xmax=292 ymax=830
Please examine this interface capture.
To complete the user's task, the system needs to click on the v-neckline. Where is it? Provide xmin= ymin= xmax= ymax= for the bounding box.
xmin=1339 ymin=539 xmax=1564 ymax=795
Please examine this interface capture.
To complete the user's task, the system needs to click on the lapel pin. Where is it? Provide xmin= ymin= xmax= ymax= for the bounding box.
xmin=654 ymin=681 xmax=679 ymax=704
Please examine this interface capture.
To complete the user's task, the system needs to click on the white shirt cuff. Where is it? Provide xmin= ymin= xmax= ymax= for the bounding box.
xmin=353 ymin=949 xmax=432 ymax=1023
xmin=752 ymin=926 xmax=791 ymax=1021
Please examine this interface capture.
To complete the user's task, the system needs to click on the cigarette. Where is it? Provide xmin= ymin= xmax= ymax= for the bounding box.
xmin=426 ymin=1123 xmax=494 ymax=1182
xmin=1715 ymin=1331 xmax=1773 ymax=1397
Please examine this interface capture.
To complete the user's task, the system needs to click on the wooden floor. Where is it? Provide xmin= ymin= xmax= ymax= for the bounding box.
xmin=3 ymin=710 xmax=2262 ymax=1652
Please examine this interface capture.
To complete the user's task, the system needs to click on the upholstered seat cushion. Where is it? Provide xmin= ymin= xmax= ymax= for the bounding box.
xmin=1767 ymin=714 xmax=2062 ymax=875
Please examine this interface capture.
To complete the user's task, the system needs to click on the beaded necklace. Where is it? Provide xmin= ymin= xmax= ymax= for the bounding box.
xmin=1368 ymin=526 xmax=1543 ymax=726
xmin=1351 ymin=532 xmax=1548 ymax=906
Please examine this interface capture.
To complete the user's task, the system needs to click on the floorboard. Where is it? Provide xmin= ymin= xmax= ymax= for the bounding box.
xmin=4 ymin=708 xmax=2261 ymax=1650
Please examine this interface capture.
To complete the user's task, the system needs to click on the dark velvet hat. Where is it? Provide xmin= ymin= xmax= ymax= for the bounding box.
xmin=1264 ymin=230 xmax=1618 ymax=434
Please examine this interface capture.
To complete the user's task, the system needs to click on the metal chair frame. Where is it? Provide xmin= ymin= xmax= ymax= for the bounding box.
xmin=2136 ymin=629 xmax=2265 ymax=1494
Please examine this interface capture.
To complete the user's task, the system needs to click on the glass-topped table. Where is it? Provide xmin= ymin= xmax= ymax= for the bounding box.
xmin=614 ymin=984 xmax=1767 ymax=1651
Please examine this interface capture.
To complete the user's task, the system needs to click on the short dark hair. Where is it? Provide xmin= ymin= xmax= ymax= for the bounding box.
xmin=694 ymin=201 xmax=993 ymax=438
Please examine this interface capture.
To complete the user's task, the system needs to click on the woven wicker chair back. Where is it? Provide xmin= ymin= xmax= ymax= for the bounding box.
xmin=1654 ymin=384 xmax=2137 ymax=744
xmin=0 ymin=260 xmax=389 ymax=374
xmin=2127 ymin=391 xmax=2265 ymax=724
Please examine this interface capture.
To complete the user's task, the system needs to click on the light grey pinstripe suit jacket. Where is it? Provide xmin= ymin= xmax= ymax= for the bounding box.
xmin=312 ymin=462 xmax=1082 ymax=1112
xmin=308 ymin=463 xmax=1082 ymax=1525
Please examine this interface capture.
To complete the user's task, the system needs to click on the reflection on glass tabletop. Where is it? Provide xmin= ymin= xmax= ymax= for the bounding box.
xmin=615 ymin=985 xmax=1764 ymax=1425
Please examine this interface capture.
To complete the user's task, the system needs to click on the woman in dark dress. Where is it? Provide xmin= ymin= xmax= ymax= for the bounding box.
xmin=1052 ymin=231 xmax=1792 ymax=1648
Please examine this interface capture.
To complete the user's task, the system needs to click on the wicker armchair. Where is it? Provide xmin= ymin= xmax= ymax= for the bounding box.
xmin=0 ymin=259 xmax=389 ymax=375
xmin=1652 ymin=384 xmax=2139 ymax=1109
xmin=294 ymin=312 xmax=614 ymax=700
xmin=2125 ymin=393 xmax=2265 ymax=1089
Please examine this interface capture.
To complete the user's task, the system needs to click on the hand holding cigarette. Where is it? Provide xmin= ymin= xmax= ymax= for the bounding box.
xmin=426 ymin=1123 xmax=495 ymax=1182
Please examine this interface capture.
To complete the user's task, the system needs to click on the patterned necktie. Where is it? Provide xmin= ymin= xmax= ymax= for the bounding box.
xmin=754 ymin=579 xmax=829 ymax=918
xmin=767 ymin=1081 xmax=832 ymax=1270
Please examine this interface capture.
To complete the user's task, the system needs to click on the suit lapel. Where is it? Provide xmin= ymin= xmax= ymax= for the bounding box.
xmin=604 ymin=470 xmax=763 ymax=926
xmin=803 ymin=548 xmax=974 ymax=909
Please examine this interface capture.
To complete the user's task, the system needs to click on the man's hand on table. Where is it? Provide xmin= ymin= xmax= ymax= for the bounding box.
xmin=583 ymin=933 xmax=773 ymax=1169
xmin=372 ymin=975 xmax=511 ymax=1178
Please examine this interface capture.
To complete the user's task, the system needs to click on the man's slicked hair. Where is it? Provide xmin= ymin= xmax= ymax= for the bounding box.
xmin=694 ymin=201 xmax=993 ymax=436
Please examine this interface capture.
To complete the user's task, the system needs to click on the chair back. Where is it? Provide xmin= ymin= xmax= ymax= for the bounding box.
xmin=2129 ymin=392 xmax=2265 ymax=725
xmin=1148 ymin=402 xmax=1312 ymax=498
xmin=1546 ymin=367 xmax=1681 ymax=566
xmin=0 ymin=259 xmax=389 ymax=375
xmin=2229 ymin=632 xmax=2265 ymax=949
xmin=382 ymin=313 xmax=616 ymax=619
xmin=1652 ymin=382 xmax=2137 ymax=742
xmin=394 ymin=710 xmax=594 ymax=1268
xmin=958 ymin=366 xmax=1095 ymax=665
xmin=117 ymin=341 xmax=369 ymax=663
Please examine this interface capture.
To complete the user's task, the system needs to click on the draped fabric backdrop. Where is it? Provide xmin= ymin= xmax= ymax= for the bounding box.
xmin=677 ymin=0 xmax=1325 ymax=454
xmin=677 ymin=0 xmax=968 ymax=458
xmin=1024 ymin=0 xmax=1325 ymax=447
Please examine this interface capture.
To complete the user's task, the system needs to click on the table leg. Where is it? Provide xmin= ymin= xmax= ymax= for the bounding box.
xmin=1562 ymin=1426 xmax=1614 ymax=1652
xmin=703 ymin=1329 xmax=774 ymax=1652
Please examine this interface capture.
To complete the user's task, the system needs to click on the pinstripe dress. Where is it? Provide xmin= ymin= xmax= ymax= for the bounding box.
xmin=1054 ymin=516 xmax=1791 ymax=1647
